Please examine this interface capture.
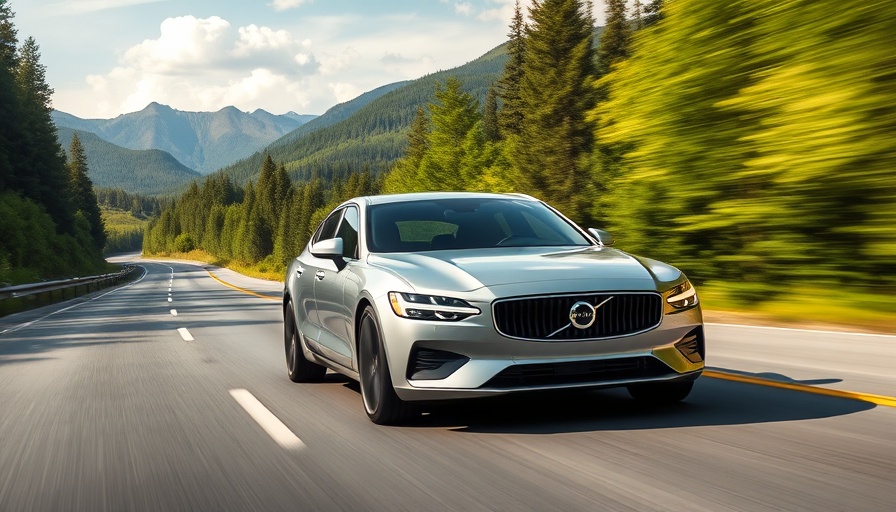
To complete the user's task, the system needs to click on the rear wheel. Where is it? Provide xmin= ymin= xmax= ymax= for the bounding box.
xmin=358 ymin=305 xmax=414 ymax=425
xmin=285 ymin=300 xmax=326 ymax=383
xmin=627 ymin=380 xmax=694 ymax=405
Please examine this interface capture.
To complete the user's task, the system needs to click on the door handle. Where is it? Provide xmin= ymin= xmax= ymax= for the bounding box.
xmin=315 ymin=270 xmax=326 ymax=281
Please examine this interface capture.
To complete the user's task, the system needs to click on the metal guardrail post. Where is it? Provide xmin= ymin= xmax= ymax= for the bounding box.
xmin=0 ymin=265 xmax=142 ymax=317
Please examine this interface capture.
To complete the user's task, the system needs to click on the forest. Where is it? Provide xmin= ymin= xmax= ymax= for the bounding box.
xmin=145 ymin=0 xmax=894 ymax=320
xmin=0 ymin=0 xmax=108 ymax=285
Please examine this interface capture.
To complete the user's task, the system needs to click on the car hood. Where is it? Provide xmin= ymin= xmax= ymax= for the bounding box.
xmin=368 ymin=246 xmax=674 ymax=293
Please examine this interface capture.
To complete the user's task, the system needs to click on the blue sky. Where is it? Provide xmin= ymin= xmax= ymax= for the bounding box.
xmin=9 ymin=0 xmax=513 ymax=118
xmin=11 ymin=0 xmax=612 ymax=119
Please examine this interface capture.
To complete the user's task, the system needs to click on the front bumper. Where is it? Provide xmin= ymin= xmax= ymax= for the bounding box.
xmin=373 ymin=293 xmax=705 ymax=402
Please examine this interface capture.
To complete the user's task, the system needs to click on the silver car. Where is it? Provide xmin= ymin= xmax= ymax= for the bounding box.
xmin=283 ymin=192 xmax=704 ymax=424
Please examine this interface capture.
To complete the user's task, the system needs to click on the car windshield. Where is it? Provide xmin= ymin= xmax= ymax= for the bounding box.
xmin=367 ymin=198 xmax=592 ymax=253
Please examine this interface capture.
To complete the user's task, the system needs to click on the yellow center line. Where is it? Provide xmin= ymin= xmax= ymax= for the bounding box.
xmin=205 ymin=269 xmax=280 ymax=302
xmin=704 ymin=370 xmax=896 ymax=408
xmin=200 ymin=267 xmax=896 ymax=409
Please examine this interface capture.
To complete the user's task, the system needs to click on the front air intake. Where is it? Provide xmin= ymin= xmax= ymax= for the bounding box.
xmin=407 ymin=347 xmax=469 ymax=380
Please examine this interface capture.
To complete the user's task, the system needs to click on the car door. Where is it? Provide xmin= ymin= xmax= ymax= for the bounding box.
xmin=294 ymin=209 xmax=343 ymax=357
xmin=311 ymin=206 xmax=360 ymax=369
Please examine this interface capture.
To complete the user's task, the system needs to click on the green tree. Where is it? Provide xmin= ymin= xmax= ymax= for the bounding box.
xmin=383 ymin=105 xmax=429 ymax=193
xmin=514 ymin=0 xmax=596 ymax=221
xmin=0 ymin=0 xmax=20 ymax=190
xmin=597 ymin=0 xmax=631 ymax=77
xmin=497 ymin=0 xmax=526 ymax=138
xmin=15 ymin=36 xmax=73 ymax=232
xmin=67 ymin=133 xmax=106 ymax=251
xmin=416 ymin=78 xmax=482 ymax=191
xmin=482 ymin=84 xmax=500 ymax=143
xmin=632 ymin=0 xmax=644 ymax=31
xmin=643 ymin=0 xmax=664 ymax=27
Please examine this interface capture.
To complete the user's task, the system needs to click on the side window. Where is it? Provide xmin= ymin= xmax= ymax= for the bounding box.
xmin=313 ymin=209 xmax=344 ymax=244
xmin=336 ymin=206 xmax=360 ymax=259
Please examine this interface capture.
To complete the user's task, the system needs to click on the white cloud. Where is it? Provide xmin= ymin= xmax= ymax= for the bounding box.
xmin=455 ymin=2 xmax=474 ymax=16
xmin=478 ymin=0 xmax=535 ymax=23
xmin=318 ymin=47 xmax=360 ymax=76
xmin=122 ymin=16 xmax=232 ymax=74
xmin=87 ymin=15 xmax=321 ymax=115
xmin=50 ymin=0 xmax=167 ymax=15
xmin=269 ymin=0 xmax=312 ymax=12
xmin=235 ymin=25 xmax=294 ymax=56
xmin=329 ymin=82 xmax=361 ymax=103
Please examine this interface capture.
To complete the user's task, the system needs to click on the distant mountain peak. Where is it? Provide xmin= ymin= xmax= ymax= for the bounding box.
xmin=52 ymin=106 xmax=316 ymax=175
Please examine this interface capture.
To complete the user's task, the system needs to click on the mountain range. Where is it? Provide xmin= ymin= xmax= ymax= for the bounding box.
xmin=51 ymin=38 xmax=515 ymax=196
xmin=52 ymin=104 xmax=314 ymax=176
xmin=55 ymin=126 xmax=201 ymax=196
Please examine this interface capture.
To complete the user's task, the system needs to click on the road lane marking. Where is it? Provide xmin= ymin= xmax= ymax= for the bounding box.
xmin=177 ymin=327 xmax=194 ymax=341
xmin=170 ymin=309 xmax=178 ymax=316
xmin=205 ymin=269 xmax=279 ymax=302
xmin=167 ymin=297 xmax=172 ymax=303
xmin=229 ymin=389 xmax=305 ymax=450
xmin=704 ymin=370 xmax=896 ymax=408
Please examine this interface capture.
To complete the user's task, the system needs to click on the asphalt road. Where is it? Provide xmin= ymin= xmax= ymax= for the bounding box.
xmin=1 ymin=258 xmax=894 ymax=511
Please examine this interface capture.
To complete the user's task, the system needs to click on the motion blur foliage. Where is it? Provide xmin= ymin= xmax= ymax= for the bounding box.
xmin=593 ymin=0 xmax=896 ymax=296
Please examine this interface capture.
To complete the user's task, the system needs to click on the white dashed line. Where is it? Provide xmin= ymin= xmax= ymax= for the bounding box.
xmin=168 ymin=297 xmax=173 ymax=303
xmin=177 ymin=327 xmax=194 ymax=341
xmin=229 ymin=389 xmax=305 ymax=450
xmin=170 ymin=309 xmax=178 ymax=316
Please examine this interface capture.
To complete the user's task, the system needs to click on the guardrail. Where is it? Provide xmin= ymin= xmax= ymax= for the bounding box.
xmin=0 ymin=265 xmax=142 ymax=317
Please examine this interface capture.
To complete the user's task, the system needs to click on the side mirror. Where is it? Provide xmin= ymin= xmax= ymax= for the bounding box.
xmin=310 ymin=237 xmax=344 ymax=258
xmin=588 ymin=228 xmax=615 ymax=247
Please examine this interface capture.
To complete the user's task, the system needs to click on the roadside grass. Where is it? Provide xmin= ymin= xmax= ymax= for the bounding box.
xmin=102 ymin=208 xmax=146 ymax=232
xmin=144 ymin=250 xmax=284 ymax=281
xmin=698 ymin=283 xmax=896 ymax=333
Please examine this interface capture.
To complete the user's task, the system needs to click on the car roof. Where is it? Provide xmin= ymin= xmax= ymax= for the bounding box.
xmin=357 ymin=191 xmax=539 ymax=206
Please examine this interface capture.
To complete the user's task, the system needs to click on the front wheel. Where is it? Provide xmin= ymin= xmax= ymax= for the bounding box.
xmin=285 ymin=300 xmax=326 ymax=383
xmin=627 ymin=380 xmax=694 ymax=405
xmin=358 ymin=306 xmax=414 ymax=425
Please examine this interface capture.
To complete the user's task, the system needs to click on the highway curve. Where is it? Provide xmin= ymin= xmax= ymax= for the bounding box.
xmin=1 ymin=258 xmax=893 ymax=511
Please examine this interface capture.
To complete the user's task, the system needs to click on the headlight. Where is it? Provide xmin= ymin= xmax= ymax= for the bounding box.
xmin=666 ymin=280 xmax=699 ymax=309
xmin=388 ymin=292 xmax=480 ymax=321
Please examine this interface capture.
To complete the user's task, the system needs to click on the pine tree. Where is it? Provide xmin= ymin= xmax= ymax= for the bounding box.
xmin=383 ymin=105 xmax=430 ymax=193
xmin=67 ymin=133 xmax=105 ymax=251
xmin=483 ymin=84 xmax=500 ymax=143
xmin=597 ymin=0 xmax=631 ymax=77
xmin=514 ymin=0 xmax=596 ymax=221
xmin=416 ymin=78 xmax=481 ymax=191
xmin=632 ymin=0 xmax=644 ymax=31
xmin=644 ymin=0 xmax=664 ymax=27
xmin=15 ymin=36 xmax=74 ymax=232
xmin=0 ymin=0 xmax=19 ymax=190
xmin=497 ymin=0 xmax=526 ymax=138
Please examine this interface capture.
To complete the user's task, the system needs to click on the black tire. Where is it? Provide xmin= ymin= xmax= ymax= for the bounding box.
xmin=627 ymin=380 xmax=694 ymax=405
xmin=285 ymin=300 xmax=326 ymax=383
xmin=358 ymin=305 xmax=415 ymax=425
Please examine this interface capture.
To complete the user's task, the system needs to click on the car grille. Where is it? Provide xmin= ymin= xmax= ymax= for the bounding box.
xmin=481 ymin=356 xmax=671 ymax=389
xmin=493 ymin=292 xmax=662 ymax=340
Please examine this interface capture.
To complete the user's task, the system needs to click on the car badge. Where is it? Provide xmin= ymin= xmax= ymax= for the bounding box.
xmin=569 ymin=297 xmax=614 ymax=330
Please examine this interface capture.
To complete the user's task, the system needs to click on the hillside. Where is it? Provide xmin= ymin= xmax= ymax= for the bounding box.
xmin=215 ymin=42 xmax=510 ymax=185
xmin=52 ymin=105 xmax=314 ymax=175
xmin=56 ymin=127 xmax=201 ymax=196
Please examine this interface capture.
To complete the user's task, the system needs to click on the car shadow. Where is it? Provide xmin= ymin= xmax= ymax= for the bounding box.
xmin=333 ymin=373 xmax=875 ymax=433
xmin=707 ymin=366 xmax=843 ymax=385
